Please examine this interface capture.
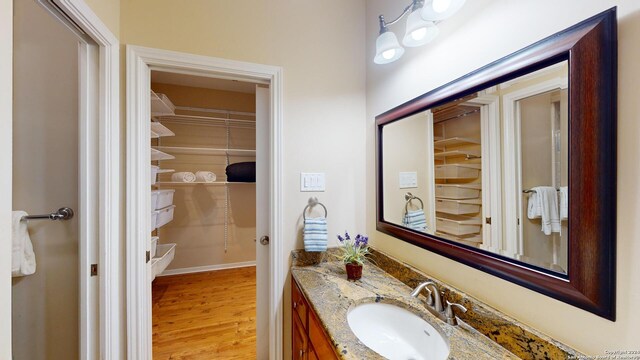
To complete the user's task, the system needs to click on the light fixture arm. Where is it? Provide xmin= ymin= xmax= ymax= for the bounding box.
xmin=379 ymin=0 xmax=422 ymax=30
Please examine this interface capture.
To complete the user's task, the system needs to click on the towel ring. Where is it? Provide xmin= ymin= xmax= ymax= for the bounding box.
xmin=303 ymin=197 xmax=328 ymax=220
xmin=404 ymin=192 xmax=424 ymax=214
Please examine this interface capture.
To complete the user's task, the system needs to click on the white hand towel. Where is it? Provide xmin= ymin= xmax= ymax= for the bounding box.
xmin=527 ymin=191 xmax=542 ymax=219
xmin=533 ymin=186 xmax=561 ymax=235
xmin=559 ymin=186 xmax=569 ymax=220
xmin=171 ymin=172 xmax=196 ymax=183
xmin=195 ymin=171 xmax=216 ymax=183
xmin=12 ymin=211 xmax=36 ymax=277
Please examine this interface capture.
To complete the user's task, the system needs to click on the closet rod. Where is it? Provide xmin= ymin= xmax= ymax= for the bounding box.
xmin=158 ymin=114 xmax=256 ymax=124
xmin=174 ymin=105 xmax=256 ymax=117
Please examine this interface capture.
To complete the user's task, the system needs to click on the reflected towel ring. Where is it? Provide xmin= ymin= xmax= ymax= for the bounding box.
xmin=303 ymin=197 xmax=328 ymax=220
xmin=404 ymin=192 xmax=424 ymax=213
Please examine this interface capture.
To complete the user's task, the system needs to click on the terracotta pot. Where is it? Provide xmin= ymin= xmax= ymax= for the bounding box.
xmin=345 ymin=263 xmax=363 ymax=280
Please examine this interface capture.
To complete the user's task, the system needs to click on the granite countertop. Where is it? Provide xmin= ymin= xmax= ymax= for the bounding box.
xmin=291 ymin=259 xmax=520 ymax=360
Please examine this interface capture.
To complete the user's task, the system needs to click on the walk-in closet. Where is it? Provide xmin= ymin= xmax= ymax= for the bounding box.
xmin=148 ymin=72 xmax=258 ymax=358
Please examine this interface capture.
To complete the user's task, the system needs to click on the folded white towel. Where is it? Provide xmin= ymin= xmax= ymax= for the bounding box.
xmin=12 ymin=211 xmax=36 ymax=277
xmin=559 ymin=186 xmax=568 ymax=220
xmin=195 ymin=171 xmax=216 ymax=183
xmin=303 ymin=217 xmax=327 ymax=252
xmin=171 ymin=172 xmax=196 ymax=183
xmin=527 ymin=186 xmax=561 ymax=235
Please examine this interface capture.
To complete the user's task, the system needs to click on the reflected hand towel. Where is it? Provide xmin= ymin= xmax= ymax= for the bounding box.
xmin=402 ymin=209 xmax=428 ymax=232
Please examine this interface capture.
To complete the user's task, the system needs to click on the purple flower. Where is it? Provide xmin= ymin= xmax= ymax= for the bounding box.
xmin=345 ymin=232 xmax=350 ymax=240
xmin=337 ymin=234 xmax=344 ymax=242
xmin=354 ymin=234 xmax=369 ymax=247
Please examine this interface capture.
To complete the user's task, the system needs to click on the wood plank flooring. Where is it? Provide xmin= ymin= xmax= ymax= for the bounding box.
xmin=152 ymin=267 xmax=256 ymax=359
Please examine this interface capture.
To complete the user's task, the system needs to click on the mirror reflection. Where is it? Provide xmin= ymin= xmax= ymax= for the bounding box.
xmin=381 ymin=61 xmax=569 ymax=274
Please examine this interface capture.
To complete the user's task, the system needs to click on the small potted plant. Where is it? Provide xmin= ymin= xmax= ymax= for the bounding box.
xmin=337 ymin=232 xmax=370 ymax=281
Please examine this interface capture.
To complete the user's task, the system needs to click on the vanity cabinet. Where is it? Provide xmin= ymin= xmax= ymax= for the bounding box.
xmin=292 ymin=277 xmax=338 ymax=360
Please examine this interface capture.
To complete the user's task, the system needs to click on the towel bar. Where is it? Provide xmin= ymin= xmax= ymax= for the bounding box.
xmin=405 ymin=192 xmax=424 ymax=213
xmin=523 ymin=188 xmax=560 ymax=194
xmin=303 ymin=197 xmax=327 ymax=220
xmin=21 ymin=207 xmax=74 ymax=221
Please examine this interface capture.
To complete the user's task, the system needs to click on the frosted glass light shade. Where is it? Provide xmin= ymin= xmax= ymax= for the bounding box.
xmin=421 ymin=0 xmax=466 ymax=21
xmin=374 ymin=31 xmax=405 ymax=64
xmin=403 ymin=10 xmax=439 ymax=47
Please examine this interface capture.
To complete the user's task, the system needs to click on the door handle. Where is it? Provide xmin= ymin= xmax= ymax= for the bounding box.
xmin=260 ymin=235 xmax=270 ymax=245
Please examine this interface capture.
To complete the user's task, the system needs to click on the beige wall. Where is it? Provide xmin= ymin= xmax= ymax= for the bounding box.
xmin=366 ymin=0 xmax=640 ymax=355
xmin=84 ymin=0 xmax=120 ymax=38
xmin=12 ymin=0 xmax=80 ymax=358
xmin=151 ymin=84 xmax=257 ymax=270
xmin=122 ymin=1 xmax=367 ymax=357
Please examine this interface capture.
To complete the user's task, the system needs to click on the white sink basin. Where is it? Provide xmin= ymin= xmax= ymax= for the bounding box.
xmin=347 ymin=302 xmax=450 ymax=360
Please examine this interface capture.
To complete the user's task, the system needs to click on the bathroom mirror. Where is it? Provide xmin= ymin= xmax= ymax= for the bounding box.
xmin=376 ymin=9 xmax=616 ymax=319
xmin=382 ymin=61 xmax=569 ymax=274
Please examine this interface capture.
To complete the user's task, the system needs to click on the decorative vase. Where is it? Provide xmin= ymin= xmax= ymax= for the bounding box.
xmin=345 ymin=263 xmax=363 ymax=280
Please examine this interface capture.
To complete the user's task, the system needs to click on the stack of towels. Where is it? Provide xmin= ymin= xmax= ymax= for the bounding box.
xmin=303 ymin=217 xmax=328 ymax=252
xmin=12 ymin=211 xmax=36 ymax=277
xmin=527 ymin=186 xmax=564 ymax=235
xmin=171 ymin=171 xmax=217 ymax=183
xmin=403 ymin=209 xmax=428 ymax=232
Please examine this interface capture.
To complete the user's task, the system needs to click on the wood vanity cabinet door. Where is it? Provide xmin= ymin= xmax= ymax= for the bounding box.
xmin=308 ymin=307 xmax=339 ymax=360
xmin=307 ymin=344 xmax=319 ymax=360
xmin=292 ymin=278 xmax=308 ymax=328
xmin=292 ymin=312 xmax=308 ymax=360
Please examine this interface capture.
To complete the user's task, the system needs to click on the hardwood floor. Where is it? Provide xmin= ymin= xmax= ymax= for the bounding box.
xmin=152 ymin=267 xmax=256 ymax=359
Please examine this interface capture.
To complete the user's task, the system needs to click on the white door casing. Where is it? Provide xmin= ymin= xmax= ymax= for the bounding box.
xmin=255 ymin=85 xmax=270 ymax=358
xmin=3 ymin=0 xmax=120 ymax=358
xmin=126 ymin=45 xmax=284 ymax=359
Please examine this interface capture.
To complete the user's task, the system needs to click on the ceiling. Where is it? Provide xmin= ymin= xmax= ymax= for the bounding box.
xmin=151 ymin=71 xmax=257 ymax=94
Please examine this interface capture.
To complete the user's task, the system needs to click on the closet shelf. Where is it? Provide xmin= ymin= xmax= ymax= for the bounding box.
xmin=151 ymin=121 xmax=175 ymax=138
xmin=434 ymin=149 xmax=481 ymax=159
xmin=150 ymin=243 xmax=176 ymax=281
xmin=436 ymin=198 xmax=482 ymax=215
xmin=435 ymin=164 xmax=481 ymax=179
xmin=155 ymin=181 xmax=255 ymax=186
xmin=153 ymin=146 xmax=256 ymax=157
xmin=151 ymin=148 xmax=176 ymax=161
xmin=158 ymin=114 xmax=256 ymax=129
xmin=435 ymin=231 xmax=482 ymax=245
xmin=151 ymin=91 xmax=176 ymax=116
xmin=435 ymin=184 xmax=481 ymax=199
xmin=436 ymin=215 xmax=482 ymax=236
xmin=434 ymin=137 xmax=480 ymax=150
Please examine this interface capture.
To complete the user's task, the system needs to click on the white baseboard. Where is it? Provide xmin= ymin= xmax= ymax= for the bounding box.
xmin=159 ymin=261 xmax=257 ymax=276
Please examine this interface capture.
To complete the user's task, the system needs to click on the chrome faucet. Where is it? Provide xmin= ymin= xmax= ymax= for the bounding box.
xmin=410 ymin=281 xmax=443 ymax=312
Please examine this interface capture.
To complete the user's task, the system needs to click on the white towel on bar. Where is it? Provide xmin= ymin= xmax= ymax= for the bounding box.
xmin=171 ymin=172 xmax=196 ymax=183
xmin=12 ymin=211 xmax=36 ymax=277
xmin=559 ymin=186 xmax=569 ymax=220
xmin=195 ymin=171 xmax=216 ymax=183
xmin=527 ymin=186 xmax=561 ymax=235
xmin=402 ymin=209 xmax=428 ymax=232
xmin=303 ymin=217 xmax=327 ymax=252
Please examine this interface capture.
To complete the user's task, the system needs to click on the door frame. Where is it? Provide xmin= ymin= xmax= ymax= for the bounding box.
xmin=125 ymin=45 xmax=284 ymax=359
xmin=2 ymin=0 xmax=120 ymax=359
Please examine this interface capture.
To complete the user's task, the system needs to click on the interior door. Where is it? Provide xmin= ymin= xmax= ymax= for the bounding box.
xmin=255 ymin=85 xmax=270 ymax=358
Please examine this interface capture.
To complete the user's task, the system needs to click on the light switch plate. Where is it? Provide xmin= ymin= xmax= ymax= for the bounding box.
xmin=300 ymin=173 xmax=325 ymax=192
xmin=399 ymin=172 xmax=418 ymax=189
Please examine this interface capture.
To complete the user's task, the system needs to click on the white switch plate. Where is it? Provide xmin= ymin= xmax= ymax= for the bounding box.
xmin=399 ymin=172 xmax=418 ymax=189
xmin=301 ymin=173 xmax=325 ymax=192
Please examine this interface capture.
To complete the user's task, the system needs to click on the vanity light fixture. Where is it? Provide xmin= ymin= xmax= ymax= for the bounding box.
xmin=374 ymin=0 xmax=466 ymax=64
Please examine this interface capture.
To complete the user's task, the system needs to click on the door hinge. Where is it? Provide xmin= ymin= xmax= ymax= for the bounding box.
xmin=90 ymin=264 xmax=98 ymax=276
xmin=146 ymin=251 xmax=151 ymax=263
xmin=517 ymin=218 xmax=520 ymax=225
xmin=485 ymin=217 xmax=491 ymax=225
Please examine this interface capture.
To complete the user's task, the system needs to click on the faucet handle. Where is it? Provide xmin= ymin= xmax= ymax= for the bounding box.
xmin=445 ymin=300 xmax=467 ymax=326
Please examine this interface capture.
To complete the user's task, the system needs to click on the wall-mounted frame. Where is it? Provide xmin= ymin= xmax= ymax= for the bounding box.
xmin=376 ymin=8 xmax=617 ymax=319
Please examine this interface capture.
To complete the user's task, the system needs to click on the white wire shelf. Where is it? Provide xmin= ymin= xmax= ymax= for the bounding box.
xmin=155 ymin=181 xmax=255 ymax=186
xmin=153 ymin=146 xmax=256 ymax=157
xmin=157 ymin=114 xmax=256 ymax=129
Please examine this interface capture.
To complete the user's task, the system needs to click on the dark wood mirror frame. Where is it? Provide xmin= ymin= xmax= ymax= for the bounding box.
xmin=376 ymin=8 xmax=616 ymax=320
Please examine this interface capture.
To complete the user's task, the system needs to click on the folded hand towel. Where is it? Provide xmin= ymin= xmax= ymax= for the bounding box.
xmin=303 ymin=217 xmax=327 ymax=252
xmin=171 ymin=172 xmax=196 ymax=183
xmin=528 ymin=186 xmax=561 ymax=235
xmin=402 ymin=209 xmax=428 ymax=232
xmin=12 ymin=211 xmax=36 ymax=277
xmin=195 ymin=171 xmax=216 ymax=183
xmin=559 ymin=186 xmax=568 ymax=221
